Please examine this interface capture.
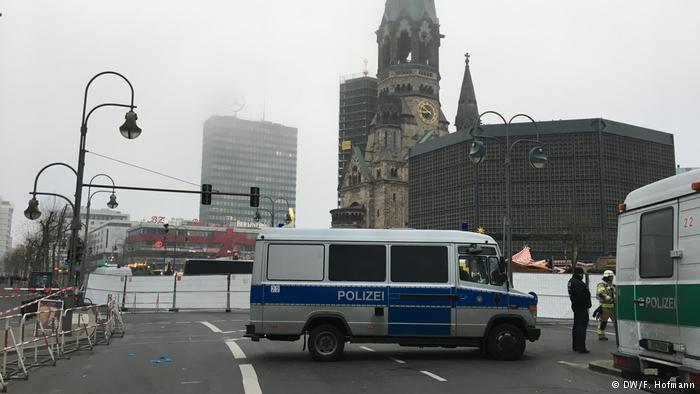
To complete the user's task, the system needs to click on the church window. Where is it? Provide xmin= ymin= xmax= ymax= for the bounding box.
xmin=376 ymin=169 xmax=381 ymax=179
xmin=393 ymin=193 xmax=396 ymax=202
xmin=397 ymin=31 xmax=412 ymax=64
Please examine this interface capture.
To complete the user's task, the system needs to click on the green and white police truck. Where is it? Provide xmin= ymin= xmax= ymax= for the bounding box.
xmin=614 ymin=169 xmax=700 ymax=385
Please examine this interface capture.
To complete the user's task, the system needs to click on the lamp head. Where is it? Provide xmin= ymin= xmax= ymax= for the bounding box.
xmin=107 ymin=193 xmax=118 ymax=209
xmin=119 ymin=110 xmax=142 ymax=139
xmin=253 ymin=211 xmax=261 ymax=222
xmin=468 ymin=140 xmax=486 ymax=165
xmin=24 ymin=197 xmax=41 ymax=220
xmin=528 ymin=146 xmax=547 ymax=169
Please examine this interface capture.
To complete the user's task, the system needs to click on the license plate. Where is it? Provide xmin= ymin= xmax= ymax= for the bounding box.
xmin=647 ymin=339 xmax=672 ymax=353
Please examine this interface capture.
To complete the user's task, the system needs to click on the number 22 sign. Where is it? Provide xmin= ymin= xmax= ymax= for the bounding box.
xmin=683 ymin=216 xmax=695 ymax=229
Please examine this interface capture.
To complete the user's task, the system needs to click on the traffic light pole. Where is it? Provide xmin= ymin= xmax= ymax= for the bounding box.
xmin=85 ymin=183 xmax=258 ymax=199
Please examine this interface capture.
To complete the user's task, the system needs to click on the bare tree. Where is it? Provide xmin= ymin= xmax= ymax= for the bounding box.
xmin=18 ymin=199 xmax=72 ymax=276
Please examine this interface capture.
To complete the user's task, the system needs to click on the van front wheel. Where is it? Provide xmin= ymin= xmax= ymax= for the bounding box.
xmin=487 ymin=323 xmax=526 ymax=361
xmin=308 ymin=324 xmax=345 ymax=361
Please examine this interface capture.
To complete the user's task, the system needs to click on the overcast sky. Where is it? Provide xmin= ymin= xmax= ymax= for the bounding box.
xmin=1 ymin=0 xmax=699 ymax=243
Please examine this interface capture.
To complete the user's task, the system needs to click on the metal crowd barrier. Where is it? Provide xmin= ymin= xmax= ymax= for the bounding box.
xmin=0 ymin=294 xmax=125 ymax=392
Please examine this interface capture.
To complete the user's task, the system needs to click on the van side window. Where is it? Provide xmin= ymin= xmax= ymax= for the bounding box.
xmin=267 ymin=244 xmax=324 ymax=281
xmin=329 ymin=244 xmax=386 ymax=282
xmin=459 ymin=256 xmax=504 ymax=286
xmin=391 ymin=245 xmax=448 ymax=283
xmin=639 ymin=207 xmax=674 ymax=278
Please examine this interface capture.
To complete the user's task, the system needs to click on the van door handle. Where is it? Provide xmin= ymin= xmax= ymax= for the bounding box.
xmin=633 ymin=298 xmax=646 ymax=306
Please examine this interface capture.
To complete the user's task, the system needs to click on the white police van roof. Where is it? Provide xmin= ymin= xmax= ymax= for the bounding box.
xmin=258 ymin=228 xmax=497 ymax=244
xmin=625 ymin=169 xmax=700 ymax=210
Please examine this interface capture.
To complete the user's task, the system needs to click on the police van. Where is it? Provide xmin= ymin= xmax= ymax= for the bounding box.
xmin=245 ymin=228 xmax=540 ymax=361
xmin=614 ymin=169 xmax=700 ymax=384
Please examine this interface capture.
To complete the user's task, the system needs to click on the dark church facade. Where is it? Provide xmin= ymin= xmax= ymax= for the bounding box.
xmin=332 ymin=0 xmax=478 ymax=228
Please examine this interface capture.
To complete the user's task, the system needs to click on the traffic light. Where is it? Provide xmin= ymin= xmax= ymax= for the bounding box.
xmin=163 ymin=223 xmax=169 ymax=235
xmin=75 ymin=238 xmax=85 ymax=264
xmin=250 ymin=187 xmax=260 ymax=207
xmin=201 ymin=184 xmax=212 ymax=205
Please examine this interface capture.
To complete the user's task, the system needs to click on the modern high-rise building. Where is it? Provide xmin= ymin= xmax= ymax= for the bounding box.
xmin=408 ymin=118 xmax=676 ymax=260
xmin=0 ymin=197 xmax=13 ymax=261
xmin=199 ymin=116 xmax=297 ymax=227
xmin=338 ymin=74 xmax=378 ymax=198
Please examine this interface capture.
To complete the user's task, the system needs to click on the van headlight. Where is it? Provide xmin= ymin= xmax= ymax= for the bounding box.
xmin=528 ymin=304 xmax=537 ymax=320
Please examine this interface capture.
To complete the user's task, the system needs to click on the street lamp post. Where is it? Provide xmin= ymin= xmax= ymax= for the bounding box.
xmin=82 ymin=173 xmax=118 ymax=264
xmin=69 ymin=71 xmax=141 ymax=286
xmin=468 ymin=111 xmax=547 ymax=285
xmin=253 ymin=208 xmax=273 ymax=226
xmin=256 ymin=196 xmax=293 ymax=227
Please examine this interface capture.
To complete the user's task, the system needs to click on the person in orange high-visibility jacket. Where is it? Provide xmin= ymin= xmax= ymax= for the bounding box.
xmin=596 ymin=270 xmax=616 ymax=340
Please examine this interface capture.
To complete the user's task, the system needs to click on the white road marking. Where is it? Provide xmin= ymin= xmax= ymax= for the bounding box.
xmin=238 ymin=329 xmax=247 ymax=332
xmin=389 ymin=357 xmax=406 ymax=364
xmin=221 ymin=331 xmax=240 ymax=334
xmin=420 ymin=370 xmax=447 ymax=382
xmin=239 ymin=364 xmax=262 ymax=394
xmin=226 ymin=339 xmax=247 ymax=359
xmin=175 ymin=321 xmax=191 ymax=324
xmin=213 ymin=320 xmax=227 ymax=323
xmin=360 ymin=346 xmax=375 ymax=352
xmin=558 ymin=360 xmax=585 ymax=367
xmin=180 ymin=381 xmax=202 ymax=385
xmin=586 ymin=329 xmax=616 ymax=336
xmin=200 ymin=321 xmax=223 ymax=333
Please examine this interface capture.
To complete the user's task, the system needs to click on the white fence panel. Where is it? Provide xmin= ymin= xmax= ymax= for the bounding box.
xmin=176 ymin=276 xmax=228 ymax=309
xmin=85 ymin=274 xmax=126 ymax=306
xmin=229 ymin=274 xmax=252 ymax=309
xmin=513 ymin=273 xmax=602 ymax=319
xmin=86 ymin=272 xmax=605 ymax=318
xmin=126 ymin=276 xmax=174 ymax=311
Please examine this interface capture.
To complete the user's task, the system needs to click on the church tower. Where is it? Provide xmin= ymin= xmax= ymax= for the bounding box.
xmin=332 ymin=0 xmax=449 ymax=228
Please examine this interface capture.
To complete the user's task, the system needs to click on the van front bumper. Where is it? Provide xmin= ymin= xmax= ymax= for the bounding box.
xmin=527 ymin=327 xmax=541 ymax=342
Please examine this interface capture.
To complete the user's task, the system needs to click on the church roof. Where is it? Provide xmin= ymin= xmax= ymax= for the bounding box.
xmin=454 ymin=53 xmax=479 ymax=132
xmin=352 ymin=145 xmax=374 ymax=182
xmin=383 ymin=0 xmax=438 ymax=23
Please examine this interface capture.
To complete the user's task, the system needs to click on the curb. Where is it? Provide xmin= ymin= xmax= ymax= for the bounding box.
xmin=589 ymin=360 xmax=623 ymax=377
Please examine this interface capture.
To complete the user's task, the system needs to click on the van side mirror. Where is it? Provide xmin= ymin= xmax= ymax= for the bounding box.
xmin=496 ymin=272 xmax=508 ymax=286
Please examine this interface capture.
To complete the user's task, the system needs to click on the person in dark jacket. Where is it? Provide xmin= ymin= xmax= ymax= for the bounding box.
xmin=568 ymin=267 xmax=592 ymax=353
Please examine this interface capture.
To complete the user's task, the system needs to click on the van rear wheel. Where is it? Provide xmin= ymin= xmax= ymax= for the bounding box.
xmin=487 ymin=323 xmax=526 ymax=361
xmin=308 ymin=324 xmax=345 ymax=361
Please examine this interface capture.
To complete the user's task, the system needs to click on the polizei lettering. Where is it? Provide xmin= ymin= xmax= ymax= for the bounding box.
xmin=644 ymin=297 xmax=676 ymax=310
xmin=337 ymin=290 xmax=384 ymax=302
